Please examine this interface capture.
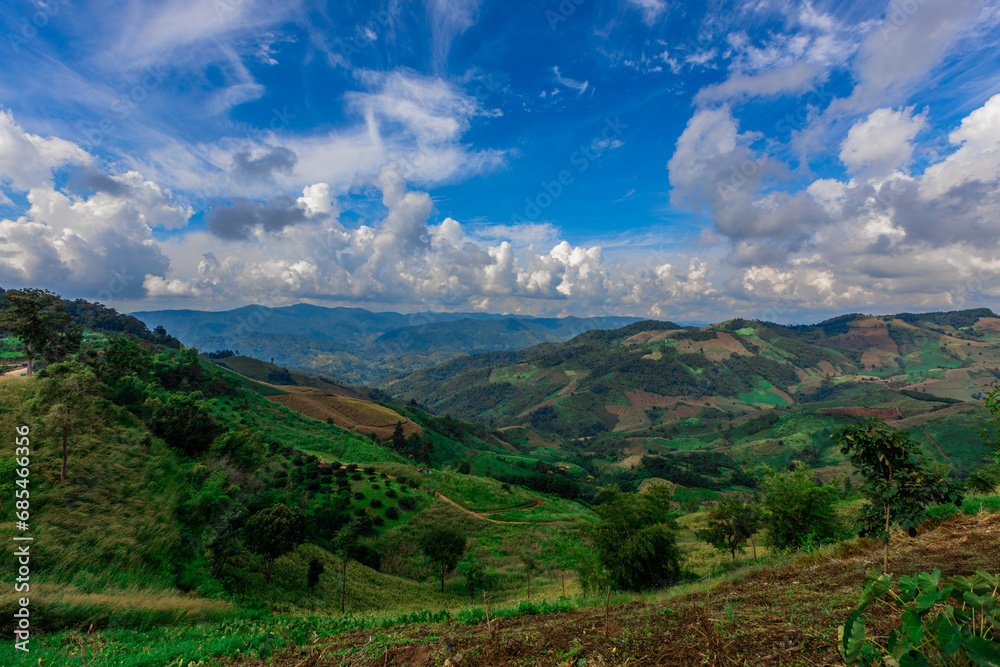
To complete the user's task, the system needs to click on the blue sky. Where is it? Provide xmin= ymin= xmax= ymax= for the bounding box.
xmin=0 ymin=0 xmax=999 ymax=322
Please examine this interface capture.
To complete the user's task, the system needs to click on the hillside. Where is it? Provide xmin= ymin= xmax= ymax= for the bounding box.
xmin=386 ymin=309 xmax=1000 ymax=497
xmin=130 ymin=303 xmax=640 ymax=383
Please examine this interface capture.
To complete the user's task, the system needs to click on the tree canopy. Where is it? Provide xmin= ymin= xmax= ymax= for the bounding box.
xmin=586 ymin=485 xmax=682 ymax=591
xmin=0 ymin=288 xmax=82 ymax=375
xmin=420 ymin=527 xmax=467 ymax=593
xmin=246 ymin=503 xmax=306 ymax=584
xmin=696 ymin=495 xmax=763 ymax=561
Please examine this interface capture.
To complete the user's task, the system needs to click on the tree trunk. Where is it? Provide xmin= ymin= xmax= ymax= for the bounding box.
xmin=341 ymin=559 xmax=347 ymax=613
xmin=26 ymin=357 xmax=33 ymax=377
xmin=561 ymin=572 xmax=566 ymax=598
xmin=60 ymin=431 xmax=68 ymax=482
xmin=440 ymin=564 xmax=445 ymax=593
xmin=883 ymin=504 xmax=891 ymax=573
xmin=752 ymin=535 xmax=757 ymax=560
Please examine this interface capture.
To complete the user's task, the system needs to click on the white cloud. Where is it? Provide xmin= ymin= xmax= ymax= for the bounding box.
xmin=920 ymin=93 xmax=1000 ymax=199
xmin=844 ymin=0 xmax=982 ymax=109
xmin=695 ymin=62 xmax=823 ymax=105
xmin=297 ymin=183 xmax=334 ymax=217
xmin=552 ymin=67 xmax=589 ymax=95
xmin=629 ymin=0 xmax=669 ymax=26
xmin=840 ymin=107 xmax=926 ymax=179
xmin=0 ymin=110 xmax=90 ymax=191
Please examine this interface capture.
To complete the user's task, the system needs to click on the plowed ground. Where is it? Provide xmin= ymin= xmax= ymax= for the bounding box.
xmin=216 ymin=511 xmax=1000 ymax=667
xmin=269 ymin=389 xmax=422 ymax=440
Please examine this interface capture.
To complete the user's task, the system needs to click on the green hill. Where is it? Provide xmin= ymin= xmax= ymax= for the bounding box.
xmin=384 ymin=309 xmax=1000 ymax=497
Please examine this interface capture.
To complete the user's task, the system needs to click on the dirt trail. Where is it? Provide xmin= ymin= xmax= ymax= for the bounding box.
xmin=919 ymin=426 xmax=951 ymax=461
xmin=429 ymin=491 xmax=566 ymax=525
xmin=326 ymin=464 xmax=567 ymax=525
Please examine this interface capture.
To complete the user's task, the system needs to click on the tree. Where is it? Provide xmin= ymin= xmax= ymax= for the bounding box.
xmin=94 ymin=335 xmax=152 ymax=383
xmin=245 ymin=503 xmax=305 ymax=584
xmin=833 ymin=419 xmax=962 ymax=571
xmin=145 ymin=392 xmax=222 ymax=457
xmin=521 ymin=554 xmax=538 ymax=596
xmin=0 ymin=288 xmax=82 ymax=375
xmin=760 ymin=462 xmax=841 ymax=550
xmin=696 ymin=496 xmax=763 ymax=561
xmin=31 ymin=362 xmax=102 ymax=482
xmin=307 ymin=558 xmax=324 ymax=590
xmin=332 ymin=525 xmax=358 ymax=613
xmin=420 ymin=527 xmax=466 ymax=593
xmin=586 ymin=485 xmax=682 ymax=591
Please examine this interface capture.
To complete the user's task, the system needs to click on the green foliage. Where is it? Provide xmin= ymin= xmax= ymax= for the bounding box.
xmin=306 ymin=558 xmax=324 ymax=590
xmin=246 ymin=504 xmax=306 ymax=584
xmin=586 ymin=485 xmax=682 ymax=591
xmin=695 ymin=496 xmax=763 ymax=560
xmin=760 ymin=462 xmax=842 ymax=550
xmin=983 ymin=381 xmax=1000 ymax=463
xmin=211 ymin=428 xmax=266 ymax=472
xmin=144 ymin=392 xmax=223 ymax=457
xmin=420 ymin=527 xmax=467 ymax=593
xmin=834 ymin=419 xmax=962 ymax=569
xmin=839 ymin=568 xmax=1000 ymax=666
xmin=30 ymin=361 xmax=105 ymax=482
xmin=0 ymin=287 xmax=82 ymax=374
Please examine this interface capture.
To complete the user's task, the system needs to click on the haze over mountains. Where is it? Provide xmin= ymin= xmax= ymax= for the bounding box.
xmin=130 ymin=304 xmax=641 ymax=383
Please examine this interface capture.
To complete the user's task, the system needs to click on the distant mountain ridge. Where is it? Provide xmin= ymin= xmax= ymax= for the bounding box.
xmin=130 ymin=304 xmax=642 ymax=383
xmin=383 ymin=308 xmax=1000 ymax=445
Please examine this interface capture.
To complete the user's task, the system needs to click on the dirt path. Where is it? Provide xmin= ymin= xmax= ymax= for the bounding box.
xmin=326 ymin=463 xmax=568 ymax=525
xmin=919 ymin=426 xmax=951 ymax=461
xmin=429 ymin=491 xmax=565 ymax=525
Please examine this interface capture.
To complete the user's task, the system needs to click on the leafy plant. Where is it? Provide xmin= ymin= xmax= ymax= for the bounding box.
xmin=833 ymin=419 xmax=963 ymax=571
xmin=839 ymin=567 xmax=1000 ymax=666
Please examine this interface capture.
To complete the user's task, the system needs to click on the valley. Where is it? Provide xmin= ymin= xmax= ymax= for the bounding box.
xmin=1 ymin=293 xmax=999 ymax=666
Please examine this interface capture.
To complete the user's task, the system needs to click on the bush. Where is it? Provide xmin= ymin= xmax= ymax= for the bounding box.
xmin=354 ymin=491 xmax=365 ymax=500
xmin=399 ymin=496 xmax=416 ymax=511
xmin=760 ymin=463 xmax=842 ymax=550
xmin=370 ymin=499 xmax=383 ymax=509
xmin=373 ymin=516 xmax=385 ymax=527
xmin=351 ymin=472 xmax=363 ymax=481
xmin=386 ymin=489 xmax=397 ymax=499
xmin=586 ymin=486 xmax=681 ymax=591
xmin=346 ymin=463 xmax=358 ymax=472
xmin=354 ymin=508 xmax=367 ymax=517
xmin=363 ymin=466 xmax=375 ymax=474
xmin=385 ymin=506 xmax=400 ymax=520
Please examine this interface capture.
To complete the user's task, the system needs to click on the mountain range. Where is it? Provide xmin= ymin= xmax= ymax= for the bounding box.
xmin=130 ymin=304 xmax=641 ymax=384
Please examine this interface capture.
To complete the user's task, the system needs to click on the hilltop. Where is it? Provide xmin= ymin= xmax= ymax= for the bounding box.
xmin=129 ymin=303 xmax=640 ymax=383
xmin=385 ymin=309 xmax=1000 ymax=499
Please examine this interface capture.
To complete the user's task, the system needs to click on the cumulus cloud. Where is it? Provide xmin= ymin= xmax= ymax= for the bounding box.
xmin=840 ymin=107 xmax=926 ymax=179
xmin=666 ymin=90 xmax=1000 ymax=317
xmin=0 ymin=110 xmax=90 ymax=191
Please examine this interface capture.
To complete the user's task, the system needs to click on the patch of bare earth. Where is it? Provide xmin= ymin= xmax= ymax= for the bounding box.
xmin=220 ymin=512 xmax=1000 ymax=667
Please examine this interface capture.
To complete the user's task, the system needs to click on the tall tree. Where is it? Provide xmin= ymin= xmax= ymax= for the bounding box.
xmin=246 ymin=503 xmax=305 ymax=584
xmin=30 ymin=362 xmax=102 ymax=482
xmin=833 ymin=419 xmax=962 ymax=572
xmin=0 ymin=288 xmax=82 ymax=376
xmin=420 ymin=527 xmax=466 ymax=593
